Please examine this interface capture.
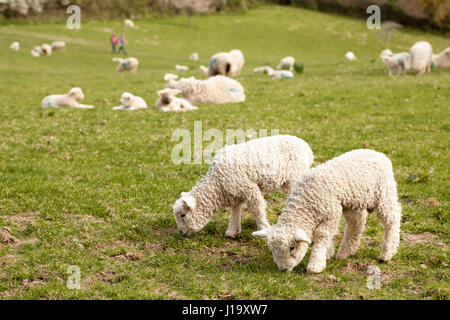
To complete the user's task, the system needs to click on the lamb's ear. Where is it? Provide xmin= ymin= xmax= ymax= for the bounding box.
xmin=294 ymin=229 xmax=311 ymax=244
xmin=181 ymin=193 xmax=195 ymax=210
xmin=252 ymin=228 xmax=271 ymax=240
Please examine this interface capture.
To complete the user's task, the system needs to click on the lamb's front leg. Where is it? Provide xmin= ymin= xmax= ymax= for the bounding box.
xmin=225 ymin=202 xmax=244 ymax=238
xmin=307 ymin=218 xmax=340 ymax=273
xmin=246 ymin=186 xmax=270 ymax=231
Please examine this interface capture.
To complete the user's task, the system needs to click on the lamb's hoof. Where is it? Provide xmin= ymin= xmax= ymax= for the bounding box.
xmin=257 ymin=223 xmax=270 ymax=231
xmin=306 ymin=263 xmax=326 ymax=274
xmin=225 ymin=230 xmax=240 ymax=238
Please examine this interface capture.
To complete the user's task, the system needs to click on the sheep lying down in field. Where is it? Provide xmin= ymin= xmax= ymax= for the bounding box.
xmin=156 ymin=88 xmax=198 ymax=112
xmin=277 ymin=56 xmax=295 ymax=72
xmin=253 ymin=149 xmax=401 ymax=274
xmin=41 ymin=88 xmax=94 ymax=109
xmin=41 ymin=43 xmax=52 ymax=56
xmin=10 ymin=41 xmax=20 ymax=51
xmin=254 ymin=66 xmax=294 ymax=79
xmin=173 ymin=135 xmax=314 ymax=238
xmin=113 ymin=92 xmax=147 ymax=110
xmin=113 ymin=57 xmax=139 ymax=73
xmin=432 ymin=47 xmax=450 ymax=68
xmin=31 ymin=46 xmax=42 ymax=57
xmin=380 ymin=49 xmax=411 ymax=76
xmin=164 ymin=73 xmax=245 ymax=105
xmin=51 ymin=41 xmax=66 ymax=51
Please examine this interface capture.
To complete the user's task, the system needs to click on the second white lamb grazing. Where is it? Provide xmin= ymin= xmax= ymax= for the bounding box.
xmin=431 ymin=47 xmax=450 ymax=68
xmin=41 ymin=43 xmax=52 ymax=56
xmin=277 ymin=56 xmax=295 ymax=72
xmin=165 ymin=74 xmax=245 ymax=105
xmin=10 ymin=41 xmax=20 ymax=51
xmin=113 ymin=92 xmax=148 ymax=110
xmin=124 ymin=19 xmax=135 ymax=28
xmin=51 ymin=41 xmax=66 ymax=51
xmin=189 ymin=53 xmax=199 ymax=61
xmin=41 ymin=87 xmax=94 ymax=109
xmin=380 ymin=50 xmax=411 ymax=76
xmin=345 ymin=51 xmax=357 ymax=61
xmin=173 ymin=135 xmax=314 ymax=237
xmin=410 ymin=41 xmax=433 ymax=75
xmin=208 ymin=49 xmax=244 ymax=77
xmin=266 ymin=67 xmax=294 ymax=79
xmin=155 ymin=88 xmax=198 ymax=112
xmin=113 ymin=57 xmax=139 ymax=73
xmin=253 ymin=149 xmax=401 ymax=274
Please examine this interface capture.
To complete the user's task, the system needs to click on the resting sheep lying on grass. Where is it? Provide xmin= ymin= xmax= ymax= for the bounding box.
xmin=113 ymin=57 xmax=139 ymax=73
xmin=41 ymin=87 xmax=94 ymax=109
xmin=175 ymin=64 xmax=189 ymax=71
xmin=156 ymin=88 xmax=198 ymax=112
xmin=165 ymin=74 xmax=245 ymax=105
xmin=253 ymin=149 xmax=401 ymax=274
xmin=41 ymin=43 xmax=52 ymax=56
xmin=189 ymin=53 xmax=199 ymax=61
xmin=410 ymin=41 xmax=433 ymax=75
xmin=266 ymin=67 xmax=294 ymax=79
xmin=207 ymin=49 xmax=244 ymax=77
xmin=173 ymin=135 xmax=314 ymax=237
xmin=113 ymin=92 xmax=147 ymax=110
xmin=345 ymin=51 xmax=357 ymax=61
xmin=51 ymin=41 xmax=66 ymax=51
xmin=31 ymin=46 xmax=42 ymax=57
xmin=432 ymin=47 xmax=450 ymax=68
xmin=380 ymin=49 xmax=411 ymax=76
xmin=10 ymin=41 xmax=20 ymax=51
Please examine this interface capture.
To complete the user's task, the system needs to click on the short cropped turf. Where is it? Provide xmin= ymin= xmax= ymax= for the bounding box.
xmin=0 ymin=5 xmax=448 ymax=299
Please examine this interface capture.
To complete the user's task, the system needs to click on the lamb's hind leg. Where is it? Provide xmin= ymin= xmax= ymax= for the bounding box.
xmin=336 ymin=209 xmax=368 ymax=260
xmin=377 ymin=201 xmax=401 ymax=262
xmin=225 ymin=202 xmax=244 ymax=238
xmin=246 ymin=185 xmax=270 ymax=231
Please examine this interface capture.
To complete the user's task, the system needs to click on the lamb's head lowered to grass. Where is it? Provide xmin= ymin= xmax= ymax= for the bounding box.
xmin=253 ymin=227 xmax=311 ymax=272
xmin=173 ymin=192 xmax=209 ymax=236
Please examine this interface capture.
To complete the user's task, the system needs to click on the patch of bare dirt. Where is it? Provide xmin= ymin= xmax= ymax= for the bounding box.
xmin=7 ymin=211 xmax=38 ymax=227
xmin=402 ymin=232 xmax=441 ymax=245
xmin=0 ymin=228 xmax=17 ymax=244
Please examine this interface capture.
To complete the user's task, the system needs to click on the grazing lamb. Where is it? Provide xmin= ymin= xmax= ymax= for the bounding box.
xmin=431 ymin=47 xmax=450 ymax=68
xmin=175 ymin=64 xmax=189 ymax=71
xmin=41 ymin=87 xmax=94 ymax=109
xmin=380 ymin=50 xmax=411 ymax=76
xmin=208 ymin=49 xmax=245 ymax=77
xmin=156 ymin=88 xmax=198 ymax=112
xmin=10 ymin=41 xmax=20 ymax=51
xmin=253 ymin=149 xmax=401 ymax=274
xmin=410 ymin=41 xmax=433 ymax=75
xmin=31 ymin=46 xmax=41 ymax=57
xmin=266 ymin=67 xmax=294 ymax=79
xmin=173 ymin=135 xmax=314 ymax=237
xmin=277 ymin=56 xmax=295 ymax=72
xmin=124 ymin=19 xmax=135 ymax=28
xmin=113 ymin=57 xmax=139 ymax=73
xmin=189 ymin=53 xmax=199 ymax=61
xmin=113 ymin=92 xmax=148 ymax=110
xmin=41 ymin=43 xmax=52 ymax=56
xmin=165 ymin=74 xmax=245 ymax=105
xmin=51 ymin=41 xmax=66 ymax=51
xmin=345 ymin=51 xmax=357 ymax=61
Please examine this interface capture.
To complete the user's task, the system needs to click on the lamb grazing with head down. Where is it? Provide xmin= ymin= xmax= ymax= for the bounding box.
xmin=51 ymin=41 xmax=66 ymax=51
xmin=10 ymin=41 xmax=20 ymax=51
xmin=165 ymin=74 xmax=245 ymax=105
xmin=380 ymin=49 xmax=411 ymax=76
xmin=253 ymin=149 xmax=402 ymax=274
xmin=173 ymin=135 xmax=314 ymax=238
xmin=277 ymin=56 xmax=295 ymax=72
xmin=113 ymin=57 xmax=139 ymax=74
xmin=41 ymin=44 xmax=52 ymax=56
xmin=410 ymin=41 xmax=433 ymax=75
xmin=113 ymin=92 xmax=147 ymax=110
xmin=208 ymin=49 xmax=245 ymax=77
xmin=432 ymin=47 xmax=450 ymax=68
xmin=41 ymin=87 xmax=94 ymax=109
xmin=156 ymin=88 xmax=198 ymax=112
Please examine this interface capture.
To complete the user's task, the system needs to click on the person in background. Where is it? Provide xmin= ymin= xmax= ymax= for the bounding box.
xmin=111 ymin=33 xmax=117 ymax=53
xmin=118 ymin=33 xmax=127 ymax=55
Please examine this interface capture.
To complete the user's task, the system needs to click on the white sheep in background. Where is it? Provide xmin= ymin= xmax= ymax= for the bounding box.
xmin=175 ymin=64 xmax=189 ymax=71
xmin=345 ymin=51 xmax=357 ymax=61
xmin=113 ymin=57 xmax=139 ymax=73
xmin=124 ymin=19 xmax=135 ymax=28
xmin=41 ymin=87 xmax=94 ymax=109
xmin=173 ymin=135 xmax=314 ymax=237
xmin=431 ymin=47 xmax=450 ymax=68
xmin=156 ymin=88 xmax=198 ymax=112
xmin=31 ymin=46 xmax=42 ymax=57
xmin=41 ymin=43 xmax=52 ymax=56
xmin=253 ymin=66 xmax=271 ymax=73
xmin=199 ymin=65 xmax=209 ymax=76
xmin=266 ymin=67 xmax=294 ymax=79
xmin=253 ymin=149 xmax=401 ymax=274
xmin=410 ymin=41 xmax=433 ymax=75
xmin=51 ymin=41 xmax=66 ymax=51
xmin=189 ymin=53 xmax=199 ymax=61
xmin=165 ymin=74 xmax=245 ymax=105
xmin=207 ymin=49 xmax=244 ymax=77
xmin=277 ymin=56 xmax=295 ymax=72
xmin=379 ymin=50 xmax=411 ymax=76
xmin=10 ymin=41 xmax=20 ymax=51
xmin=113 ymin=92 xmax=148 ymax=110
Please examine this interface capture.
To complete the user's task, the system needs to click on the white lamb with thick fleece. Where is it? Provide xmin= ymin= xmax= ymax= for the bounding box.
xmin=380 ymin=50 xmax=411 ymax=76
xmin=165 ymin=74 xmax=245 ymax=105
xmin=124 ymin=19 xmax=135 ymax=28
xmin=410 ymin=41 xmax=433 ymax=75
xmin=113 ymin=57 xmax=139 ymax=73
xmin=173 ymin=135 xmax=314 ymax=237
xmin=51 ymin=41 xmax=66 ymax=51
xmin=208 ymin=49 xmax=244 ymax=77
xmin=277 ymin=56 xmax=295 ymax=72
xmin=253 ymin=149 xmax=401 ymax=274
xmin=113 ymin=92 xmax=147 ymax=110
xmin=41 ymin=43 xmax=52 ymax=56
xmin=432 ymin=47 xmax=450 ymax=68
xmin=10 ymin=41 xmax=20 ymax=51
xmin=41 ymin=87 xmax=94 ymax=109
xmin=155 ymin=88 xmax=198 ymax=112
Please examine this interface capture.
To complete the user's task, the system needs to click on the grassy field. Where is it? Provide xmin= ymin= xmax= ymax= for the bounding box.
xmin=0 ymin=5 xmax=449 ymax=300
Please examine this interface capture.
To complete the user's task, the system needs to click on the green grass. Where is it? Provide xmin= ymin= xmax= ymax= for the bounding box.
xmin=0 ymin=5 xmax=449 ymax=300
